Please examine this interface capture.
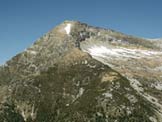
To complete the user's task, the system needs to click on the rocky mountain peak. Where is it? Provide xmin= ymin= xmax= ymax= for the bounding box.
xmin=51 ymin=20 xmax=75 ymax=36
xmin=0 ymin=21 xmax=162 ymax=122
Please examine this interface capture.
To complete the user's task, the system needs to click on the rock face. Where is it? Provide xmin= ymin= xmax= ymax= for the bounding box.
xmin=0 ymin=21 xmax=162 ymax=122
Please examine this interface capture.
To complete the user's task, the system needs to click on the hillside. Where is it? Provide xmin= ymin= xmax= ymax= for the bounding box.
xmin=0 ymin=21 xmax=162 ymax=122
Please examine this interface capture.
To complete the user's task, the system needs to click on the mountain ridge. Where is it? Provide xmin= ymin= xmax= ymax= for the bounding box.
xmin=0 ymin=20 xmax=162 ymax=122
xmin=0 ymin=20 xmax=161 ymax=66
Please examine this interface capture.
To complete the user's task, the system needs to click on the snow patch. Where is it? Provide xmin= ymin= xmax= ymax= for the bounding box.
xmin=154 ymin=66 xmax=162 ymax=71
xmin=125 ymin=94 xmax=138 ymax=103
xmin=129 ymin=78 xmax=143 ymax=93
xmin=21 ymin=110 xmax=27 ymax=121
xmin=86 ymin=46 xmax=162 ymax=59
xmin=66 ymin=104 xmax=70 ymax=106
xmin=129 ymin=78 xmax=162 ymax=120
xmin=103 ymin=92 xmax=112 ymax=99
xmin=31 ymin=104 xmax=36 ymax=120
xmin=149 ymin=116 xmax=157 ymax=122
xmin=151 ymin=83 xmax=162 ymax=91
xmin=26 ymin=50 xmax=37 ymax=55
xmin=72 ymin=87 xmax=85 ymax=103
xmin=64 ymin=23 xmax=72 ymax=35
xmin=78 ymin=87 xmax=84 ymax=96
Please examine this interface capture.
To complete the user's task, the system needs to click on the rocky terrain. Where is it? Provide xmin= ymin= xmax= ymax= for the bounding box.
xmin=150 ymin=39 xmax=162 ymax=49
xmin=0 ymin=21 xmax=162 ymax=122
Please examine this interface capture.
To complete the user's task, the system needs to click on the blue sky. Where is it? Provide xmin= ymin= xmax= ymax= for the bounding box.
xmin=0 ymin=0 xmax=162 ymax=64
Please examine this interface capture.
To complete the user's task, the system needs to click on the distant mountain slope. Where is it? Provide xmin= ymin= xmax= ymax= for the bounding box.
xmin=149 ymin=38 xmax=162 ymax=49
xmin=0 ymin=21 xmax=162 ymax=122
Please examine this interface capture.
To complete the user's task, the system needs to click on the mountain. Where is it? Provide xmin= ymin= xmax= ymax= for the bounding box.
xmin=149 ymin=38 xmax=162 ymax=49
xmin=0 ymin=20 xmax=162 ymax=122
